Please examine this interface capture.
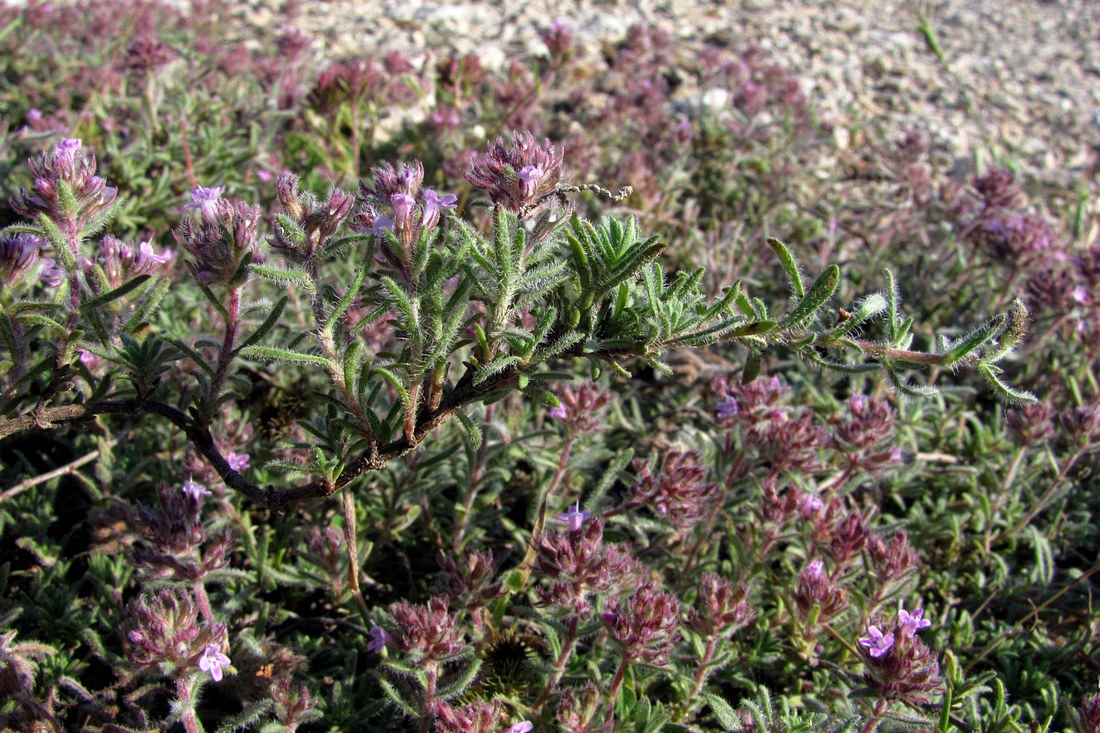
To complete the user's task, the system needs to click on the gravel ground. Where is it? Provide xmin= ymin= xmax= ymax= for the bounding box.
xmin=229 ymin=0 xmax=1100 ymax=189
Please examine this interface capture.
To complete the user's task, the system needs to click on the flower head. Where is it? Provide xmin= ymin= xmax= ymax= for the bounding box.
xmin=270 ymin=176 xmax=355 ymax=262
xmin=860 ymin=610 xmax=942 ymax=702
xmin=11 ymin=138 xmax=118 ymax=247
xmin=602 ymin=584 xmax=681 ymax=665
xmin=466 ymin=130 xmax=565 ymax=212
xmin=0 ymin=232 xmax=42 ymax=287
xmin=353 ymin=160 xmax=456 ymax=275
xmin=687 ymin=573 xmax=755 ymax=638
xmin=630 ymin=451 xmax=719 ymax=532
xmin=533 ymin=518 xmax=643 ymax=615
xmin=794 ymin=559 xmax=847 ymax=622
xmin=540 ymin=20 xmax=574 ymax=65
xmin=197 ymin=643 xmax=232 ymax=682
xmin=548 ymin=382 xmax=610 ymax=433
xmin=124 ymin=589 xmax=227 ymax=677
xmin=92 ymin=236 xmax=171 ymax=290
xmin=387 ymin=596 xmax=463 ymax=662
xmin=175 ymin=188 xmax=263 ymax=286
xmin=858 ymin=625 xmax=895 ymax=658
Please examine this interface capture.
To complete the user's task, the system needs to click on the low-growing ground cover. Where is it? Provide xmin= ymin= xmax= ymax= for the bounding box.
xmin=1 ymin=2 xmax=1098 ymax=732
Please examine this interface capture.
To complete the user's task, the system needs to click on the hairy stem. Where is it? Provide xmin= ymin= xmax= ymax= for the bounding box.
xmin=200 ymin=285 xmax=240 ymax=426
xmin=342 ymin=488 xmax=371 ymax=626
xmin=174 ymin=677 xmax=201 ymax=733
xmin=533 ymin=613 xmax=580 ymax=713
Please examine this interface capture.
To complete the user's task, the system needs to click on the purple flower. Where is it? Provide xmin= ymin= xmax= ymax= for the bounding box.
xmin=557 ymin=501 xmax=592 ymax=532
xmin=517 ymin=165 xmax=543 ymax=198
xmin=549 ymin=404 xmax=568 ymax=420
xmin=420 ymin=188 xmax=457 ymax=231
xmin=371 ymin=213 xmax=395 ymax=239
xmin=422 ymin=188 xmax=457 ymax=211
xmin=805 ymin=559 xmax=824 ymax=581
xmin=226 ymin=451 xmax=250 ymax=472
xmin=505 ymin=723 xmax=534 ymax=733
xmin=137 ymin=240 xmax=172 ymax=265
xmin=181 ymin=478 xmax=211 ymax=500
xmin=898 ymin=607 xmax=932 ymax=634
xmin=859 ymin=625 xmax=895 ymax=658
xmin=78 ymin=349 xmax=101 ymax=369
xmin=185 ymin=185 xmax=226 ymax=221
xmin=799 ymin=493 xmax=824 ymax=514
xmin=390 ymin=192 xmax=416 ymax=232
xmin=37 ymin=258 xmax=65 ymax=287
xmin=54 ymin=138 xmax=83 ymax=166
xmin=197 ymin=643 xmax=231 ymax=682
xmin=715 ymin=396 xmax=739 ymax=421
xmin=367 ymin=624 xmax=390 ymax=653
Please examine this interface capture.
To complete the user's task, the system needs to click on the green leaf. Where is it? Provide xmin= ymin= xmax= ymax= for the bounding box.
xmin=248 ymin=263 xmax=316 ymax=293
xmin=454 ymin=410 xmax=482 ymax=452
xmin=742 ymin=350 xmax=761 ymax=384
xmin=943 ymin=315 xmax=1005 ymax=366
xmin=381 ymin=276 xmax=420 ymax=351
xmin=702 ymin=693 xmax=739 ymax=731
xmin=729 ymin=320 xmax=776 ymax=337
xmin=530 ymin=330 xmax=584 ymax=365
xmin=323 ymin=261 xmax=368 ymax=338
xmin=808 ymin=352 xmax=882 ymax=374
xmin=522 ymin=386 xmax=560 ymax=408
xmin=238 ymin=345 xmax=335 ymax=370
xmin=122 ymin=276 xmax=172 ymax=334
xmin=979 ymin=363 xmax=1036 ymax=404
xmin=780 ymin=265 xmax=839 ymax=329
xmin=234 ymin=297 xmax=288 ymax=354
xmin=78 ymin=275 xmax=150 ymax=311
xmin=473 ymin=355 xmax=521 ymax=386
xmin=12 ymin=313 xmax=66 ymax=331
xmin=212 ymin=701 xmax=273 ymax=733
xmin=375 ymin=674 xmax=418 ymax=716
xmin=767 ymin=237 xmax=805 ymax=298
xmin=436 ymin=658 xmax=482 ymax=700
xmin=369 ymin=365 xmax=412 ymax=411
xmin=885 ymin=268 xmax=903 ymax=340
xmin=169 ymin=337 xmax=217 ymax=377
